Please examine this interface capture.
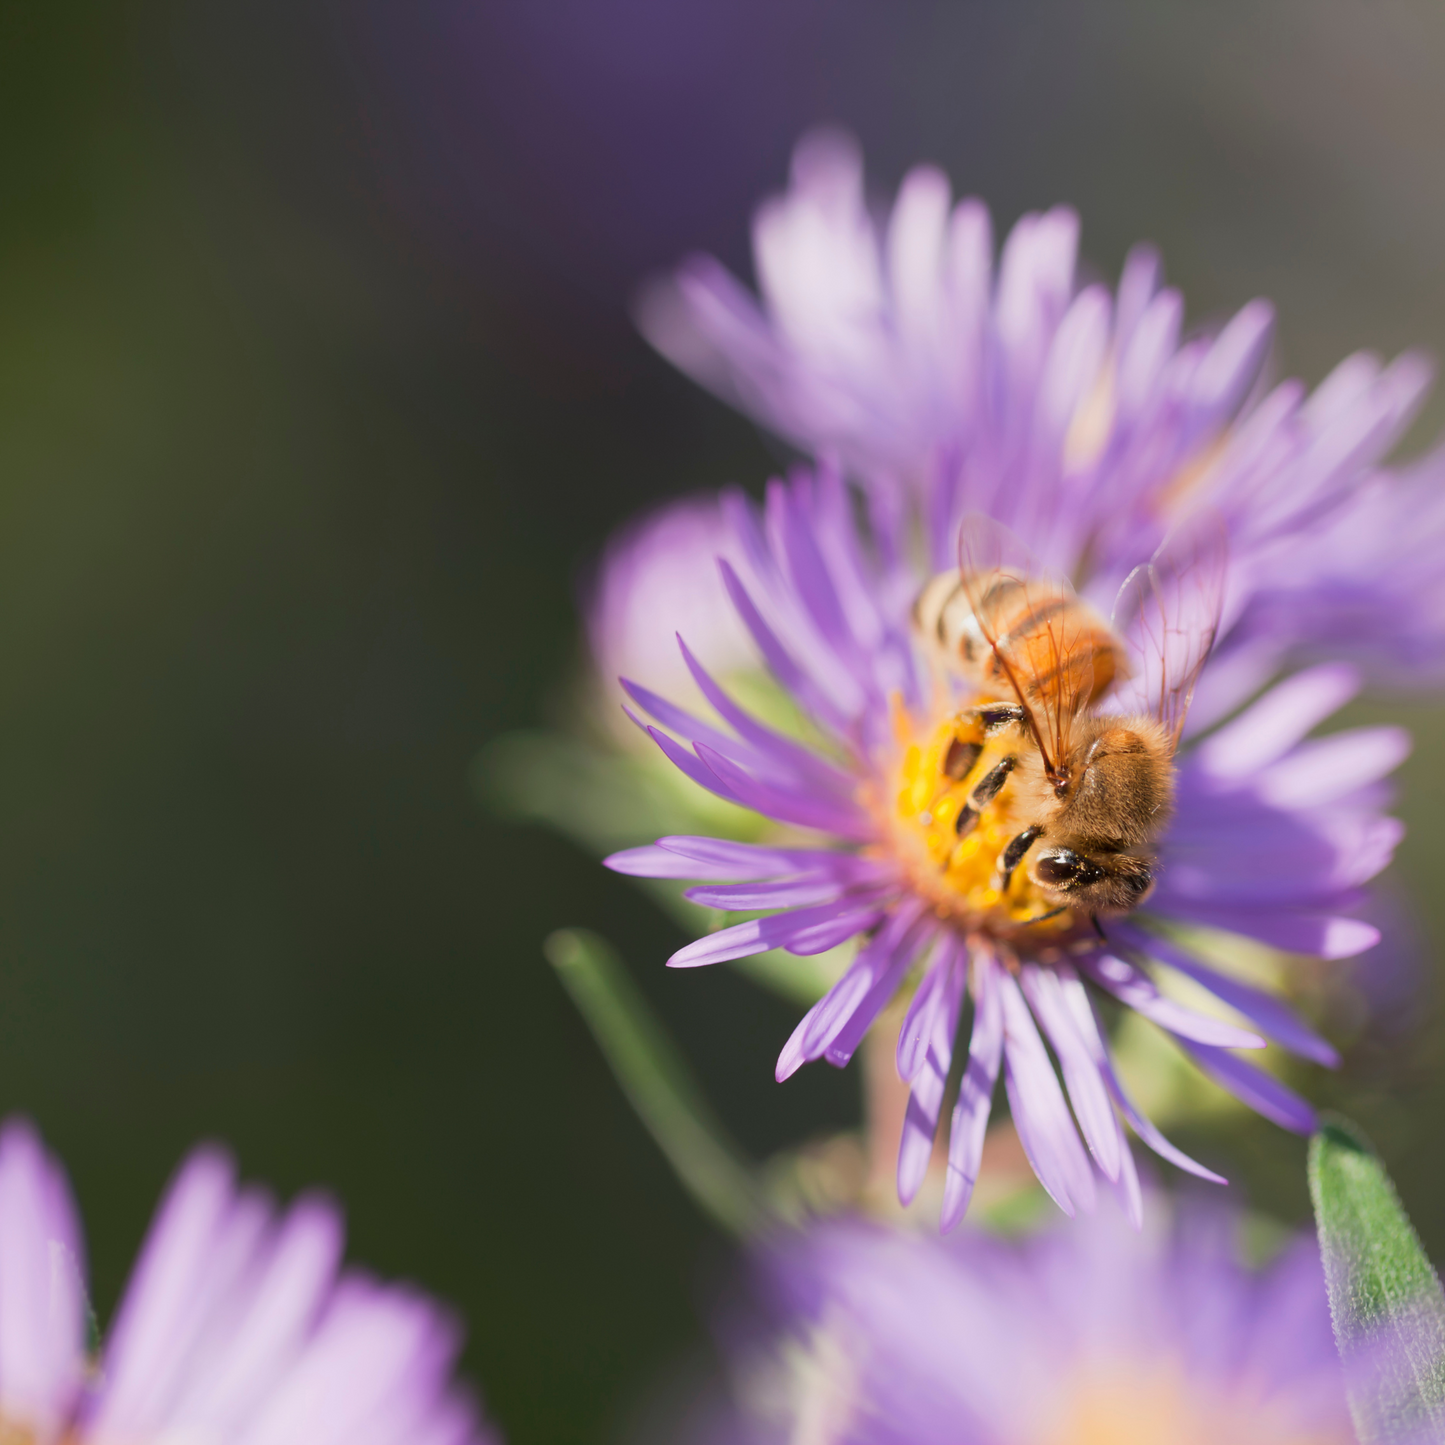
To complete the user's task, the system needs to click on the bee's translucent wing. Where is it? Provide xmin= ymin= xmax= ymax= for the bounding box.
xmin=957 ymin=512 xmax=1094 ymax=780
xmin=956 ymin=511 xmax=1045 ymax=587
xmin=1110 ymin=512 xmax=1228 ymax=747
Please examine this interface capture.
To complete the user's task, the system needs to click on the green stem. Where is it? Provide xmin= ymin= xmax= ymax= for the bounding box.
xmin=544 ymin=928 xmax=767 ymax=1237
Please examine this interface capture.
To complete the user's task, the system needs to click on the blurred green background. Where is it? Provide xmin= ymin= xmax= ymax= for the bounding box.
xmin=6 ymin=1 xmax=1445 ymax=1439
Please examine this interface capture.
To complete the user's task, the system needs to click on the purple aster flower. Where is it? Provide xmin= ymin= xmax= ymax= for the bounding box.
xmin=0 ymin=1116 xmax=496 ymax=1445
xmin=588 ymin=492 xmax=760 ymax=724
xmin=604 ymin=462 xmax=1405 ymax=1228
xmin=639 ymin=128 xmax=1445 ymax=694
xmin=711 ymin=1203 xmax=1352 ymax=1443
xmin=1223 ymin=454 xmax=1445 ymax=690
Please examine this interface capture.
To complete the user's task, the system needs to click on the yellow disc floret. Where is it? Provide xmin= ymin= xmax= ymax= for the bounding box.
xmin=883 ymin=704 xmax=1074 ymax=941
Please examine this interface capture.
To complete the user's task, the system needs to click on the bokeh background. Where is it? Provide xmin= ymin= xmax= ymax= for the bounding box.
xmin=7 ymin=1 xmax=1445 ymax=1439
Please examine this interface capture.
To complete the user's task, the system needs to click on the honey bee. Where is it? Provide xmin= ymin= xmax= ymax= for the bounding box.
xmin=912 ymin=513 xmax=1226 ymax=922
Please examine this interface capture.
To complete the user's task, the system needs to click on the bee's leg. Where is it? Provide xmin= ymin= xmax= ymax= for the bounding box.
xmin=997 ymin=825 xmax=1042 ymax=892
xmin=1090 ymin=913 xmax=1108 ymax=944
xmin=955 ymin=754 xmax=1017 ymax=840
xmin=969 ymin=755 xmax=1016 ymax=808
xmin=1021 ymin=906 xmax=1069 ymax=926
xmin=943 ymin=737 xmax=982 ymax=781
xmin=962 ymin=702 xmax=1027 ymax=737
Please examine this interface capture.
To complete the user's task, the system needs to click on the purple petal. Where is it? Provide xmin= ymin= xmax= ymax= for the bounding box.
xmin=1113 ymin=1135 xmax=1144 ymax=1232
xmin=668 ymin=893 xmax=891 ymax=969
xmin=1194 ymin=298 xmax=1273 ymax=420
xmin=824 ymin=913 xmax=936 ymax=1068
xmin=656 ymin=835 xmax=876 ymax=880
xmin=1118 ymin=924 xmax=1339 ymax=1067
xmin=1081 ymin=951 xmax=1266 ymax=1050
xmin=87 ymin=1148 xmax=254 ymax=1439
xmin=640 ymin=721 xmax=746 ymax=807
xmin=0 ymin=1120 xmax=85 ymax=1432
xmin=620 ymin=677 xmax=773 ymax=777
xmin=1183 ymin=633 xmax=1284 ymax=735
xmin=1054 ymin=977 xmax=1228 ymax=1185
xmin=999 ymin=971 xmax=1095 ymax=1217
xmin=768 ymin=479 xmax=870 ymax=688
xmin=719 ymin=560 xmax=851 ymax=736
xmin=1254 ymin=727 xmax=1411 ymax=809
xmin=1153 ymin=905 xmax=1379 ymax=960
xmin=1255 ymin=350 xmax=1433 ymax=539
xmin=676 ymin=636 xmax=857 ymax=795
xmin=1114 ymin=242 xmax=1162 ymax=355
xmin=886 ymin=163 xmax=951 ymax=351
xmin=1105 ymin=1069 xmax=1228 ymax=1184
xmin=941 ymin=952 xmax=1004 ymax=1232
xmin=639 ymin=256 xmax=772 ymax=398
xmin=1184 ymin=1042 xmax=1318 ymax=1134
xmin=777 ymin=902 xmax=925 ymax=1079
xmin=896 ymin=1101 xmax=940 ymax=1210
xmin=604 ymin=844 xmax=718 ymax=880
xmin=896 ymin=939 xmax=967 ymax=1207
xmin=1118 ymin=286 xmax=1183 ymax=423
xmin=786 ymin=906 xmax=888 ymax=956
xmin=812 ymin=470 xmax=890 ymax=655
xmin=1192 ymin=664 xmax=1361 ymax=781
xmin=1037 ymin=285 xmax=1110 ymax=443
xmin=160 ymin=1194 xmax=344 ymax=1436
xmin=1021 ymin=965 xmax=1121 ymax=1182
xmin=743 ymin=490 xmax=871 ymax=716
xmin=685 ymin=877 xmax=873 ymax=910
xmin=897 ymin=950 xmax=949 ymax=1084
xmin=720 ymin=485 xmax=782 ymax=592
xmin=206 ymin=1275 xmax=462 ymax=1445
xmin=692 ymin=742 xmax=872 ymax=840
xmin=1159 ymin=806 xmax=1401 ymax=903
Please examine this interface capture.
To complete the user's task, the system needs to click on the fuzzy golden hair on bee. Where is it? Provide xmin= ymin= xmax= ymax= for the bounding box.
xmin=907 ymin=511 xmax=1226 ymax=924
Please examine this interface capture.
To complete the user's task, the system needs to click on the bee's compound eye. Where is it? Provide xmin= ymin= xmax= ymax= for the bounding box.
xmin=1034 ymin=849 xmax=1106 ymax=890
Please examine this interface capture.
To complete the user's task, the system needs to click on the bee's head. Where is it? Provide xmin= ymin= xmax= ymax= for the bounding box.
xmin=1055 ymin=717 xmax=1174 ymax=848
xmin=1031 ymin=847 xmax=1155 ymax=915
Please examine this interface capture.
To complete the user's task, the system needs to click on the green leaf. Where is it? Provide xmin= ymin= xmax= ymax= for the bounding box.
xmin=1309 ymin=1115 xmax=1445 ymax=1443
xmin=544 ymin=928 xmax=766 ymax=1237
xmin=483 ymin=731 xmax=846 ymax=1006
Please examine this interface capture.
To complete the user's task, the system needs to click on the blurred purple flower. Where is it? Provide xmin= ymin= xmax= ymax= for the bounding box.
xmin=604 ymin=463 xmax=1404 ymax=1227
xmin=0 ymin=1117 xmax=495 ymax=1445
xmin=588 ymin=493 xmax=760 ymax=713
xmin=640 ymin=129 xmax=1445 ymax=692
xmin=713 ymin=1204 xmax=1352 ymax=1443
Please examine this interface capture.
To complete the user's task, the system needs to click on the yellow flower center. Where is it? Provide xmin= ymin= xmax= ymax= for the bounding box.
xmin=882 ymin=705 xmax=1075 ymax=944
xmin=1034 ymin=1361 xmax=1351 ymax=1445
